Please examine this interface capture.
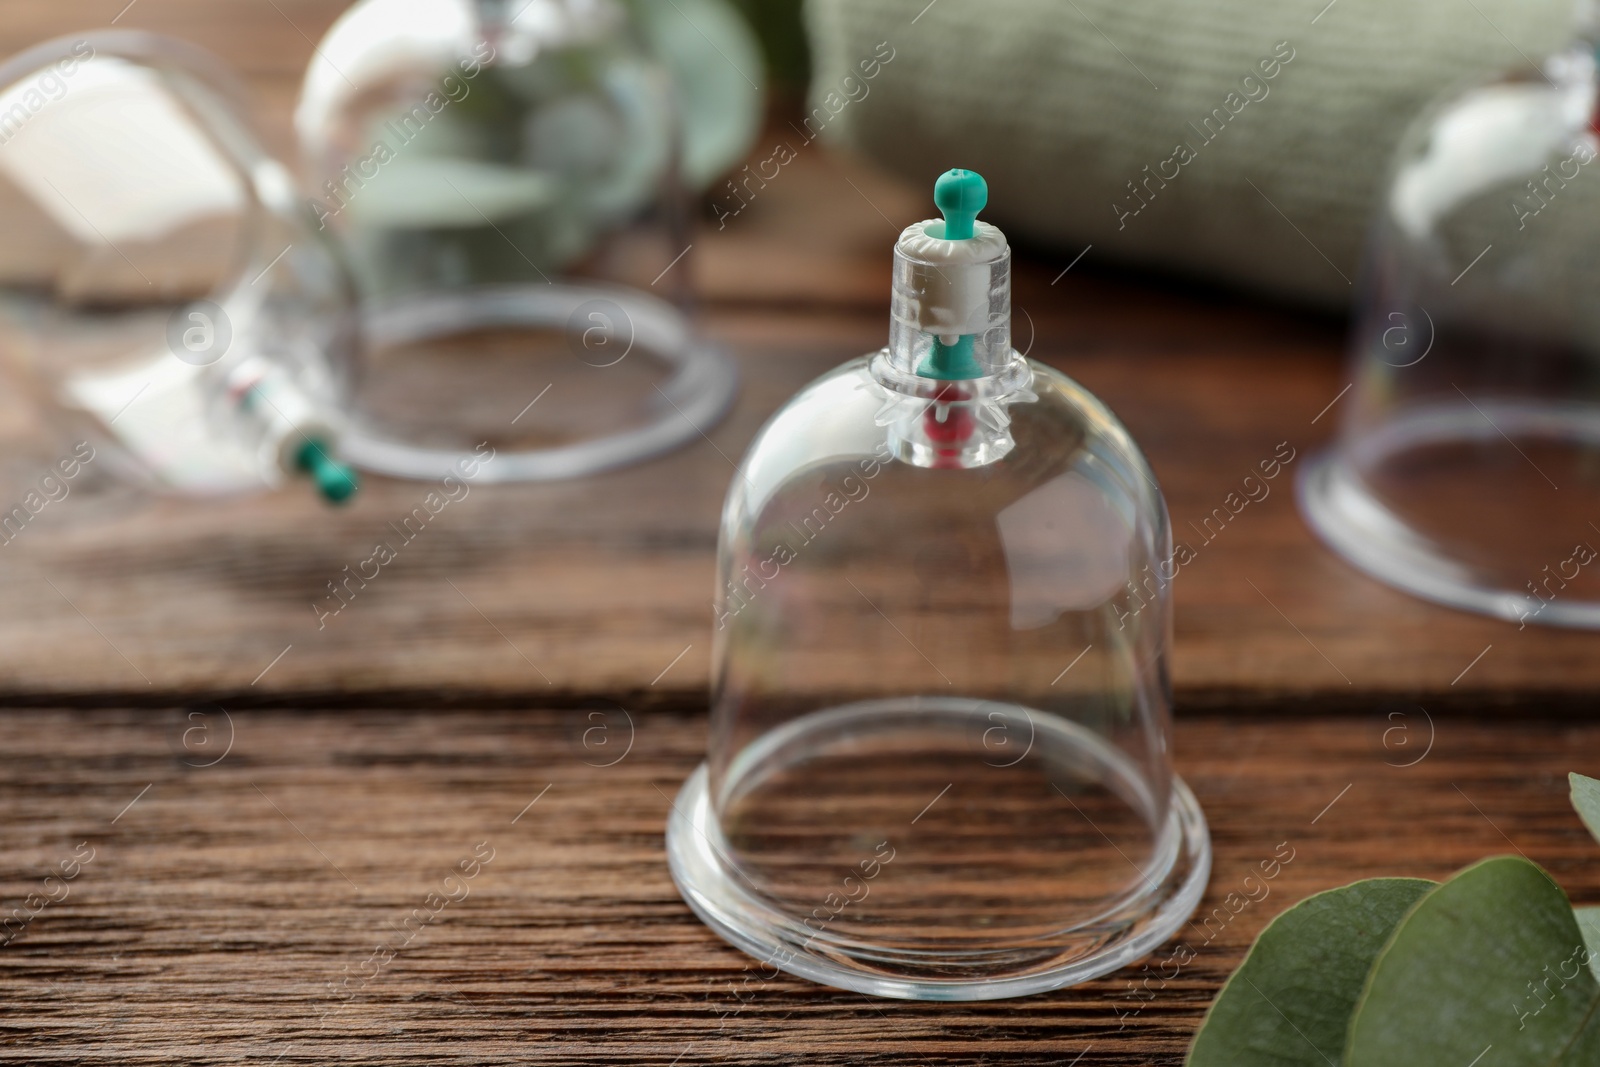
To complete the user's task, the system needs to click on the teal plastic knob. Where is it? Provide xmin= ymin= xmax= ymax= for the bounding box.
xmin=934 ymin=168 xmax=987 ymax=240
xmin=296 ymin=438 xmax=359 ymax=504
xmin=918 ymin=169 xmax=991 ymax=379
xmin=919 ymin=336 xmax=985 ymax=380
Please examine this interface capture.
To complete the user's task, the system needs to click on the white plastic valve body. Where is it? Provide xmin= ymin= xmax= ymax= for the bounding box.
xmin=887 ymin=219 xmax=1012 ymax=377
xmin=869 ymin=216 xmax=1034 ymax=469
xmin=222 ymin=357 xmax=341 ymax=483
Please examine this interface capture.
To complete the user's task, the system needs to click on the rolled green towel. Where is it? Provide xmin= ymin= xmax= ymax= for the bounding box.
xmin=804 ymin=0 xmax=1573 ymax=307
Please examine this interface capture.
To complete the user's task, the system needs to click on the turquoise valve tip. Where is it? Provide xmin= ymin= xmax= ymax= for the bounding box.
xmin=934 ymin=168 xmax=987 ymax=240
xmin=918 ymin=169 xmax=990 ymax=379
xmin=296 ymin=438 xmax=359 ymax=505
xmin=920 ymin=336 xmax=985 ymax=380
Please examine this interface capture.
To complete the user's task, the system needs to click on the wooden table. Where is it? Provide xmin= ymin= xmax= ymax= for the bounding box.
xmin=0 ymin=3 xmax=1596 ymax=1064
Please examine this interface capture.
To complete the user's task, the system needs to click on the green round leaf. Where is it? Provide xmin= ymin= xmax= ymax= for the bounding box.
xmin=1346 ymin=856 xmax=1600 ymax=1066
xmin=1187 ymin=878 xmax=1435 ymax=1067
xmin=1570 ymin=773 xmax=1600 ymax=848
xmin=1576 ymin=907 xmax=1600 ymax=984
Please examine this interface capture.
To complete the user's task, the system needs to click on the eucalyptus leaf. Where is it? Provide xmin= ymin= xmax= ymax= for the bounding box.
xmin=1578 ymin=906 xmax=1600 ymax=983
xmin=1568 ymin=775 xmax=1600 ymax=981
xmin=1346 ymin=856 xmax=1600 ymax=1066
xmin=623 ymin=0 xmax=764 ymax=190
xmin=1186 ymin=878 xmax=1435 ymax=1067
xmin=344 ymin=158 xmax=558 ymax=228
xmin=1571 ymin=773 xmax=1600 ymax=847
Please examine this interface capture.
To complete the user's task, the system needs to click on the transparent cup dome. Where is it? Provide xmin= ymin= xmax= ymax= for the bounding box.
xmin=1300 ymin=24 xmax=1600 ymax=627
xmin=0 ymin=32 xmax=359 ymax=501
xmin=295 ymin=0 xmax=736 ymax=482
xmin=667 ymin=172 xmax=1210 ymax=1000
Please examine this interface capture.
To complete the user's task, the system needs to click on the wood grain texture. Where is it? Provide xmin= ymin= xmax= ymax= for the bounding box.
xmin=0 ymin=6 xmax=1595 ymax=1066
xmin=0 ymin=706 xmax=1596 ymax=1065
xmin=0 ymin=1 xmax=1593 ymax=705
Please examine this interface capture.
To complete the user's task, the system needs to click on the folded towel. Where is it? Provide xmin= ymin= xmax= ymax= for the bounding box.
xmin=804 ymin=0 xmax=1572 ymax=307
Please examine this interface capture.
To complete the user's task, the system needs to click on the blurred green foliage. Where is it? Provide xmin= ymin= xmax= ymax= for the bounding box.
xmin=729 ymin=0 xmax=810 ymax=91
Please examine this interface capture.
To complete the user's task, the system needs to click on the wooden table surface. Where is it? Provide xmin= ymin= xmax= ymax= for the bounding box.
xmin=3 ymin=709 xmax=1598 ymax=1066
xmin=0 ymin=3 xmax=1597 ymax=1065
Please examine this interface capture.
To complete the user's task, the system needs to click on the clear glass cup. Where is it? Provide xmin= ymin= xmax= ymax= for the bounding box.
xmin=668 ymin=174 xmax=1210 ymax=1000
xmin=0 ymin=32 xmax=358 ymax=500
xmin=1299 ymin=19 xmax=1600 ymax=627
xmin=295 ymin=0 xmax=737 ymax=482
